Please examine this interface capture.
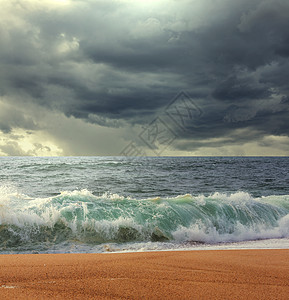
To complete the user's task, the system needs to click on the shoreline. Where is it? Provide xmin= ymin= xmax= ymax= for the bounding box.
xmin=2 ymin=236 xmax=288 ymax=255
xmin=0 ymin=249 xmax=288 ymax=299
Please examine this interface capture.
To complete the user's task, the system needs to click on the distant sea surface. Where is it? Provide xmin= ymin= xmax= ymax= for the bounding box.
xmin=0 ymin=156 xmax=289 ymax=254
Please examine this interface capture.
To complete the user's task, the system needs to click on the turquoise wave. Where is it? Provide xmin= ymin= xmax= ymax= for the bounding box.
xmin=0 ymin=190 xmax=289 ymax=251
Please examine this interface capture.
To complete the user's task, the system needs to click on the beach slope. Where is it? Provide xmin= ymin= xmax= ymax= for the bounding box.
xmin=0 ymin=250 xmax=288 ymax=299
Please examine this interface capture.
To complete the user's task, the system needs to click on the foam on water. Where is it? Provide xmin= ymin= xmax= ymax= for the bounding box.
xmin=1 ymin=186 xmax=289 ymax=253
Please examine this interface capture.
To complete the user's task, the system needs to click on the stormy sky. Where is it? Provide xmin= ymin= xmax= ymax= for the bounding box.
xmin=0 ymin=0 xmax=289 ymax=156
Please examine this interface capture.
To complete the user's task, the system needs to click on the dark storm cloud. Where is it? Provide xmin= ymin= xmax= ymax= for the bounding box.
xmin=0 ymin=101 xmax=37 ymax=134
xmin=0 ymin=0 xmax=289 ymax=154
xmin=212 ymin=76 xmax=272 ymax=102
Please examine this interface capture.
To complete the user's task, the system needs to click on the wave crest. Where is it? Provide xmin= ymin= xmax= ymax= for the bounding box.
xmin=1 ymin=189 xmax=289 ymax=251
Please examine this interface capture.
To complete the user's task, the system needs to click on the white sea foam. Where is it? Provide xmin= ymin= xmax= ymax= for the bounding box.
xmin=1 ymin=187 xmax=289 ymax=254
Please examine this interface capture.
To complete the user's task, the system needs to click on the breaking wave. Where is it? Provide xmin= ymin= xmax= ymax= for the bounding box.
xmin=1 ymin=187 xmax=289 ymax=252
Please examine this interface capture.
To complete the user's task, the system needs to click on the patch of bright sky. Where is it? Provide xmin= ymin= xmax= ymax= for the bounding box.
xmin=0 ymin=129 xmax=63 ymax=156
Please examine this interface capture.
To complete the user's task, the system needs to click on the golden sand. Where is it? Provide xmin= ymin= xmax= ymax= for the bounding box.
xmin=0 ymin=250 xmax=288 ymax=299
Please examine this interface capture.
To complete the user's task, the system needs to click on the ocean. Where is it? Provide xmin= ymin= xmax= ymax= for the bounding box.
xmin=0 ymin=156 xmax=288 ymax=254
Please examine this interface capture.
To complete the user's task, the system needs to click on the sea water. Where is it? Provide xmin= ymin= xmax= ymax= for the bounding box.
xmin=0 ymin=156 xmax=288 ymax=254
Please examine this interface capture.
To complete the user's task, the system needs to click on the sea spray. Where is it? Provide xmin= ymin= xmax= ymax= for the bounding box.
xmin=0 ymin=189 xmax=288 ymax=252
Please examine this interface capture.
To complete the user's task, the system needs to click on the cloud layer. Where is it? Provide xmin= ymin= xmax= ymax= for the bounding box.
xmin=0 ymin=0 xmax=289 ymax=155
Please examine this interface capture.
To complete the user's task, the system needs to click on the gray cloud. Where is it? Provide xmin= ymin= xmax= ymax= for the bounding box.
xmin=0 ymin=0 xmax=289 ymax=155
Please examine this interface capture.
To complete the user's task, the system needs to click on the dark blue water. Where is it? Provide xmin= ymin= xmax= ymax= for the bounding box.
xmin=0 ymin=156 xmax=289 ymax=198
xmin=0 ymin=156 xmax=288 ymax=254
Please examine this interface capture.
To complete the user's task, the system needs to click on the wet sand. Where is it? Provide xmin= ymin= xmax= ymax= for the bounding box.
xmin=0 ymin=249 xmax=288 ymax=299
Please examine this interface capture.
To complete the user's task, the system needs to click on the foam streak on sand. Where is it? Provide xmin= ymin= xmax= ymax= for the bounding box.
xmin=0 ymin=250 xmax=288 ymax=299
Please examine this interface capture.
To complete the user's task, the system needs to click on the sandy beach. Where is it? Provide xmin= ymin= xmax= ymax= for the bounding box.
xmin=0 ymin=249 xmax=288 ymax=299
